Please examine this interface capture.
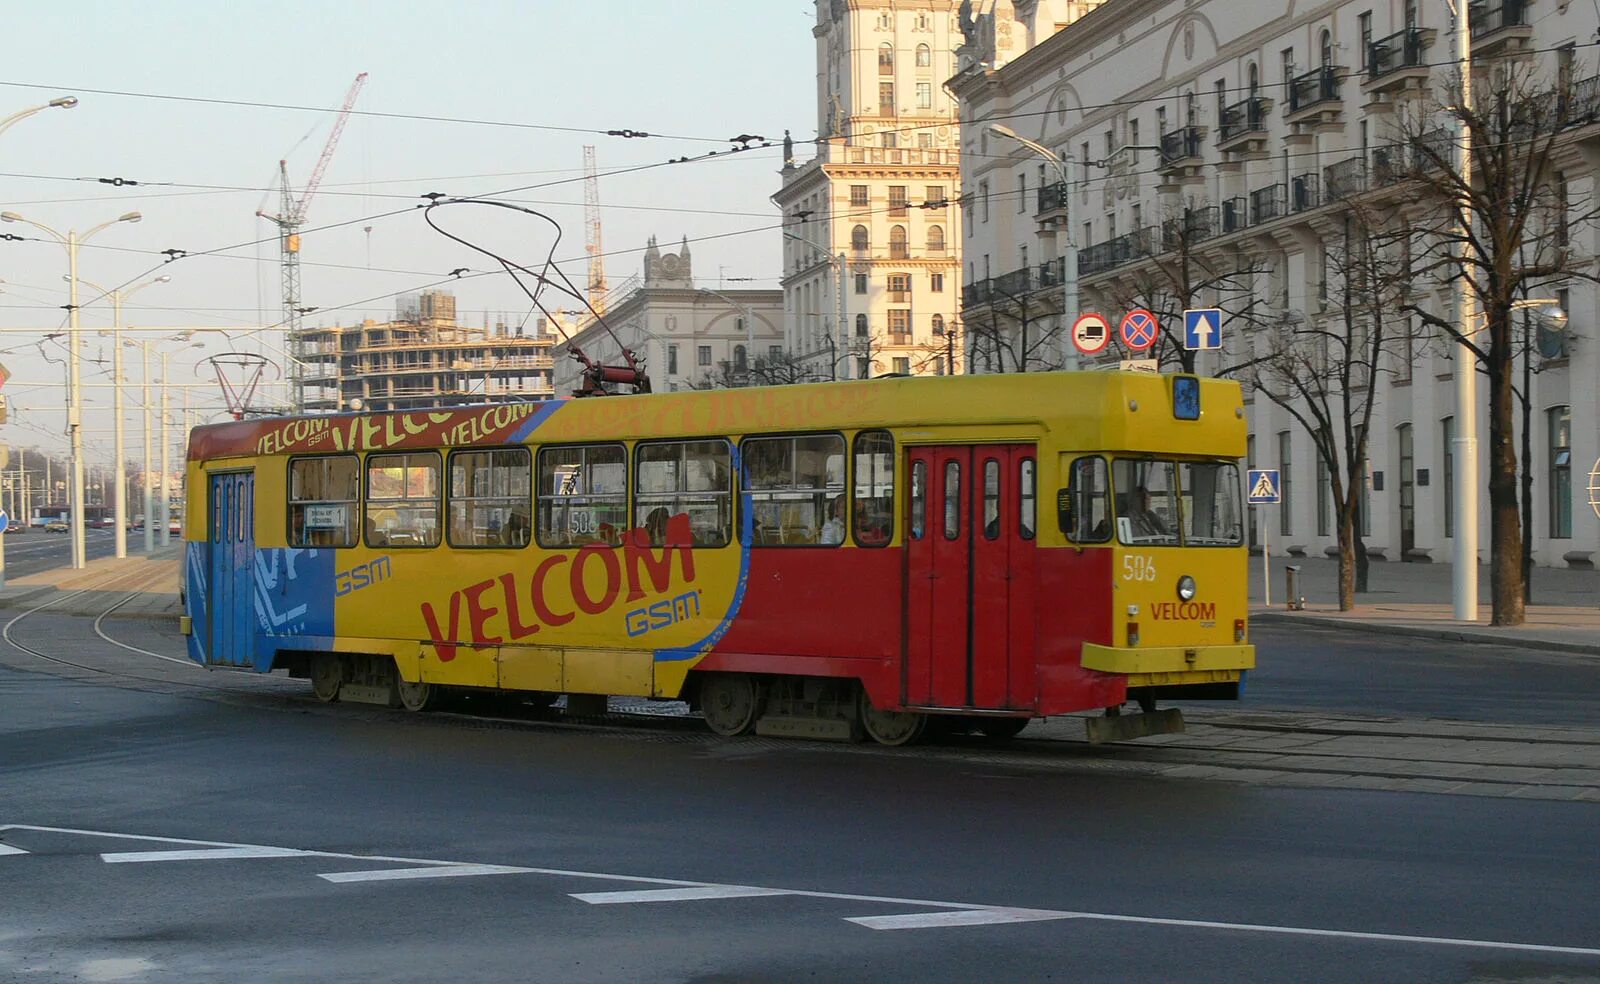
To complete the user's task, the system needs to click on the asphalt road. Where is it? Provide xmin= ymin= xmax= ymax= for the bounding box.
xmin=2 ymin=627 xmax=1599 ymax=982
xmin=1249 ymin=621 xmax=1600 ymax=727
xmin=0 ymin=526 xmax=158 ymax=579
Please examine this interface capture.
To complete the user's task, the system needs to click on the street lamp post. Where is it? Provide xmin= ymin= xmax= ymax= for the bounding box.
xmin=1511 ymin=298 xmax=1566 ymax=604
xmin=1450 ymin=0 xmax=1480 ymax=622
xmin=987 ymin=124 xmax=1078 ymax=372
xmin=77 ymin=274 xmax=170 ymax=558
xmin=0 ymin=209 xmax=142 ymax=569
xmin=0 ymin=96 xmax=77 ymax=141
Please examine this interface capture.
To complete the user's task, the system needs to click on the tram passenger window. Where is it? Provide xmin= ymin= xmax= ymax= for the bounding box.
xmin=1113 ymin=459 xmax=1180 ymax=546
xmin=982 ymin=459 xmax=1000 ymax=540
xmin=943 ymin=461 xmax=960 ymax=540
xmin=742 ymin=434 xmax=845 ymax=546
xmin=537 ymin=444 xmax=627 ymax=548
xmin=288 ymin=455 xmax=358 ymax=548
xmin=449 ymin=448 xmax=532 ymax=548
xmin=636 ymin=440 xmax=732 ymax=547
xmin=853 ymin=430 xmax=894 ymax=547
xmin=1063 ymin=457 xmax=1110 ymax=544
xmin=1020 ymin=458 xmax=1036 ymax=540
xmin=1179 ymin=461 xmax=1244 ymax=546
xmin=909 ymin=461 xmax=926 ymax=540
xmin=365 ymin=452 xmax=441 ymax=548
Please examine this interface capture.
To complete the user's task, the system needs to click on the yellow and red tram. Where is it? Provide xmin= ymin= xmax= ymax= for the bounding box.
xmin=182 ymin=371 xmax=1255 ymax=744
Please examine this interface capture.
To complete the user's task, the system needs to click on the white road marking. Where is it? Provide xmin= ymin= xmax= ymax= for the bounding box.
xmin=7 ymin=823 xmax=1600 ymax=956
xmin=848 ymin=909 xmax=1078 ymax=930
xmin=319 ymin=865 xmax=528 ymax=883
xmin=102 ymin=847 xmax=310 ymax=863
xmin=0 ymin=844 xmax=28 ymax=856
xmin=572 ymin=886 xmax=791 ymax=905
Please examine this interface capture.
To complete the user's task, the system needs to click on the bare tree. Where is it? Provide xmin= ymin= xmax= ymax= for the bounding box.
xmin=963 ymin=272 xmax=1064 ymax=373
xmin=1399 ymin=60 xmax=1600 ymax=624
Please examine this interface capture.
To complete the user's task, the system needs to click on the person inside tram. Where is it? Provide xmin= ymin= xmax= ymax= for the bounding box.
xmin=819 ymin=496 xmax=846 ymax=545
xmin=645 ymin=506 xmax=671 ymax=546
xmin=500 ymin=507 xmax=531 ymax=547
xmin=1128 ymin=486 xmax=1168 ymax=538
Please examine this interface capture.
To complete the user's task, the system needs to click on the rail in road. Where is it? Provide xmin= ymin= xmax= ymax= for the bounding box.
xmin=3 ymin=577 xmax=1599 ymax=804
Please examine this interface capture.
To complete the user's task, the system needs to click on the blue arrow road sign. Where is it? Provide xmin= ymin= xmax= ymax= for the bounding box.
xmin=1183 ymin=308 xmax=1223 ymax=351
xmin=1247 ymin=469 xmax=1282 ymax=505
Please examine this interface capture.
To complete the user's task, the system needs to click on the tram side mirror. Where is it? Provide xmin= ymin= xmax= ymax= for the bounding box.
xmin=1057 ymin=488 xmax=1072 ymax=535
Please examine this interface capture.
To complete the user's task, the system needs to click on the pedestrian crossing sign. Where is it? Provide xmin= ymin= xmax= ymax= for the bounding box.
xmin=1247 ymin=469 xmax=1281 ymax=505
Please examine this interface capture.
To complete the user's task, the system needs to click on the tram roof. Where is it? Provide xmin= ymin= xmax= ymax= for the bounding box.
xmin=187 ymin=371 xmax=1246 ymax=462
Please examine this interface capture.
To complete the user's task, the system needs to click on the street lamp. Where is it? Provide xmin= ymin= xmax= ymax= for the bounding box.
xmin=75 ymin=273 xmax=170 ymax=558
xmin=987 ymin=123 xmax=1078 ymax=371
xmin=0 ymin=96 xmax=77 ymax=142
xmin=0 ymin=209 xmax=142 ymax=569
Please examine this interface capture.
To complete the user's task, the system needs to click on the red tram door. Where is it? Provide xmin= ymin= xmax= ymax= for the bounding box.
xmin=905 ymin=445 xmax=1038 ymax=710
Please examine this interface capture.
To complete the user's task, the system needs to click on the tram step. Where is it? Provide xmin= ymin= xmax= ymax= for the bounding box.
xmin=340 ymin=683 xmax=398 ymax=707
xmin=1084 ymin=708 xmax=1185 ymax=746
xmin=755 ymin=714 xmax=859 ymax=743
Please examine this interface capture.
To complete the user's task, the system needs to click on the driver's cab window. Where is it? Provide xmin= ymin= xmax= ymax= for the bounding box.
xmin=1062 ymin=456 xmax=1110 ymax=543
xmin=1113 ymin=459 xmax=1180 ymax=546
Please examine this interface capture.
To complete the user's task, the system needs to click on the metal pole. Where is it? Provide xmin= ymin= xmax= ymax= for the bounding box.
xmin=158 ymin=351 xmax=170 ymax=549
xmin=112 ymin=290 xmax=127 ymax=558
xmin=1452 ymin=1 xmax=1479 ymax=621
xmin=142 ymin=343 xmax=154 ymax=556
xmin=67 ymin=229 xmax=87 ymax=570
xmin=836 ymin=252 xmax=847 ymax=381
xmin=1262 ymin=514 xmax=1272 ymax=608
xmin=1060 ymin=153 xmax=1079 ymax=372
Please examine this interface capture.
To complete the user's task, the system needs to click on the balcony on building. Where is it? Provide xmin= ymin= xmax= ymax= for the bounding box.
xmin=1217 ymin=97 xmax=1270 ymax=155
xmin=1037 ymin=180 xmax=1070 ymax=220
xmin=1249 ymin=183 xmax=1286 ymax=226
xmin=1470 ymin=0 xmax=1532 ymax=56
xmin=1285 ymin=66 xmax=1343 ymax=128
xmin=1324 ymin=154 xmax=1368 ymax=200
xmin=1221 ymin=196 xmax=1250 ymax=234
xmin=1364 ymin=28 xmax=1432 ymax=97
xmin=1160 ymin=206 xmax=1218 ymax=252
xmin=1080 ymin=227 xmax=1159 ymax=278
xmin=1037 ymin=257 xmax=1066 ymax=288
xmin=962 ymin=278 xmax=994 ymax=307
xmin=1158 ymin=126 xmax=1204 ymax=179
xmin=1291 ymin=172 xmax=1321 ymax=213
xmin=993 ymin=265 xmax=1036 ymax=298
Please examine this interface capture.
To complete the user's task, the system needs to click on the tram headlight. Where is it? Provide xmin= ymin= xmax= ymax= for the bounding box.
xmin=1176 ymin=575 xmax=1197 ymax=602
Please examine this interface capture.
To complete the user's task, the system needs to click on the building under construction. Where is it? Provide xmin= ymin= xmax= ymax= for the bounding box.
xmin=292 ymin=291 xmax=557 ymax=412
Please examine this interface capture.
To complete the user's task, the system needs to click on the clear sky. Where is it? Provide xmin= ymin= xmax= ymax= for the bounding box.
xmin=0 ymin=1 xmax=817 ymax=459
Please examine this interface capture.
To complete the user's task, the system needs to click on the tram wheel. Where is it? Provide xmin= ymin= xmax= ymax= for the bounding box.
xmin=310 ymin=655 xmax=343 ymax=703
xmin=976 ymin=717 xmax=1030 ymax=741
xmin=858 ymin=690 xmax=926 ymax=747
xmin=700 ymin=673 xmax=760 ymax=736
xmin=395 ymin=675 xmax=439 ymax=713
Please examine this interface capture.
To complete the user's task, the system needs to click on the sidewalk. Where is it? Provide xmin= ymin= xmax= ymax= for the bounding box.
xmin=1249 ymin=554 xmax=1600 ymax=655
xmin=0 ymin=549 xmax=183 ymax=618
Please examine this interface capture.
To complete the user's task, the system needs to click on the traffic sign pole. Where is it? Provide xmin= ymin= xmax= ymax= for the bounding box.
xmin=1261 ymin=515 xmax=1269 ymax=609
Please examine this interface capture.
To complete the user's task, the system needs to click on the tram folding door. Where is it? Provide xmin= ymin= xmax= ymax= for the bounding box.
xmin=904 ymin=445 xmax=1038 ymax=711
xmin=207 ymin=471 xmax=256 ymax=667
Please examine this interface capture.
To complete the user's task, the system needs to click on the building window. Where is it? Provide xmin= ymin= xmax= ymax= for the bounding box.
xmin=918 ymin=131 xmax=933 ymax=149
xmin=1549 ymin=405 xmax=1572 ymax=538
xmin=636 ymin=440 xmax=732 ymax=548
xmin=1320 ymin=29 xmax=1333 ymax=67
xmin=1316 ymin=452 xmax=1331 ymax=537
xmin=768 ymin=345 xmax=782 ymax=361
xmin=733 ymin=344 xmax=747 ymax=372
xmin=879 ymin=42 xmax=894 ymax=74
xmin=1442 ymin=416 xmax=1455 ymax=537
xmin=932 ymin=314 xmax=945 ymax=334
xmin=365 ymin=452 xmax=442 ymax=548
xmin=851 ymin=225 xmax=869 ymax=252
xmin=879 ymin=82 xmax=894 ymax=112
xmin=916 ymin=42 xmax=931 ymax=67
xmin=1278 ymin=431 xmax=1292 ymax=537
xmin=850 ymin=184 xmax=868 ymax=208
xmin=916 ymin=82 xmax=933 ymax=109
xmin=888 ymin=309 xmax=910 ymax=335
xmin=888 ymin=273 xmax=911 ymax=302
xmin=926 ymin=185 xmax=947 ymax=207
xmin=289 ymin=455 xmax=359 ymax=548
xmin=1281 ymin=47 xmax=1295 ymax=97
xmin=697 ymin=345 xmax=712 ymax=367
xmin=856 ymin=357 xmax=870 ymax=378
xmin=881 ymin=130 xmax=897 ymax=149
xmin=667 ymin=344 xmax=679 ymax=375
xmin=890 ymin=225 xmax=908 ymax=259
xmin=854 ymin=272 xmax=868 ymax=294
xmin=1017 ymin=171 xmax=1028 ymax=213
xmin=930 ymin=273 xmax=944 ymax=293
xmin=448 ymin=448 xmax=532 ymax=548
xmin=888 ymin=185 xmax=908 ymax=216
xmin=1358 ymin=12 xmax=1372 ymax=70
xmin=855 ymin=313 xmax=868 ymax=337
xmin=1128 ymin=119 xmax=1140 ymax=164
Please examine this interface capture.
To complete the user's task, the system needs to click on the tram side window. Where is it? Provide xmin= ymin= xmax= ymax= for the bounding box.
xmin=1062 ymin=457 xmax=1110 ymax=543
xmin=289 ymin=456 xmax=359 ymax=548
xmin=366 ymin=452 xmax=441 ymax=548
xmin=742 ymin=434 xmax=846 ymax=546
xmin=909 ymin=460 xmax=926 ymax=540
xmin=449 ymin=448 xmax=532 ymax=548
xmin=637 ymin=440 xmax=732 ymax=547
xmin=1113 ymin=459 xmax=1180 ymax=546
xmin=537 ymin=444 xmax=627 ymax=548
xmin=1020 ymin=458 xmax=1036 ymax=540
xmin=853 ymin=430 xmax=894 ymax=547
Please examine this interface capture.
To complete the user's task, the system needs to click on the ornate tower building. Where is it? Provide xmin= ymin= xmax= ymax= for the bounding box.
xmin=775 ymin=0 xmax=965 ymax=379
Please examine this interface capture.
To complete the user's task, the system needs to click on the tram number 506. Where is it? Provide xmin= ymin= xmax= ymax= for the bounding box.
xmin=1122 ymin=555 xmax=1157 ymax=582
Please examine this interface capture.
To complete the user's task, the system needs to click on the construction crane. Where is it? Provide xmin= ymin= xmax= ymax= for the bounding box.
xmin=582 ymin=145 xmax=608 ymax=316
xmin=257 ymin=71 xmax=368 ymax=412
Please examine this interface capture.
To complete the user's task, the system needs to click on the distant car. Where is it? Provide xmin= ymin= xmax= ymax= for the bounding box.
xmin=92 ymin=516 xmax=115 ymax=529
xmin=168 ymin=518 xmax=182 ymax=536
xmin=43 ymin=520 xmax=69 ymax=533
xmin=4 ymin=524 xmax=24 ymax=534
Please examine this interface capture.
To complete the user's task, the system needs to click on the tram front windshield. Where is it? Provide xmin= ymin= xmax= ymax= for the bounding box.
xmin=1112 ymin=459 xmax=1243 ymax=547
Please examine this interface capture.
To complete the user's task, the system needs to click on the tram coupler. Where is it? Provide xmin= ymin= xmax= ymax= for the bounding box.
xmin=1085 ymin=707 xmax=1185 ymax=745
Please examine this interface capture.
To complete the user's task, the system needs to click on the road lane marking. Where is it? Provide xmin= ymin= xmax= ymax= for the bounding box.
xmin=102 ymin=847 xmax=310 ymax=863
xmin=848 ymin=909 xmax=1078 ymax=930
xmin=0 ymin=844 xmax=27 ymax=856
xmin=319 ymin=865 xmax=527 ymax=883
xmin=572 ymin=886 xmax=791 ymax=905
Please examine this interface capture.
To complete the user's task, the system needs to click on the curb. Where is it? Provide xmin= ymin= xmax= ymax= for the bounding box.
xmin=0 ymin=585 xmax=60 ymax=609
xmin=1252 ymin=609 xmax=1600 ymax=657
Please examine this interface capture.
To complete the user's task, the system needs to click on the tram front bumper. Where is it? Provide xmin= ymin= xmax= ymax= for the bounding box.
xmin=1081 ymin=643 xmax=1254 ymax=689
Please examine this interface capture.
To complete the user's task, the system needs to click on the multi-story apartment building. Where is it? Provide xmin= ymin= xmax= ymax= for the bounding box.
xmin=954 ymin=0 xmax=1599 ymax=567
xmin=551 ymin=236 xmax=783 ymax=394
xmin=293 ymin=290 xmax=556 ymax=412
xmin=772 ymin=0 xmax=967 ymax=379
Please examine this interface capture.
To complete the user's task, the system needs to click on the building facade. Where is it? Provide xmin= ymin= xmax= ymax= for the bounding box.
xmin=551 ymin=236 xmax=784 ymax=394
xmin=773 ymin=0 xmax=966 ymax=380
xmin=954 ymin=0 xmax=1600 ymax=567
xmin=293 ymin=290 xmax=556 ymax=412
